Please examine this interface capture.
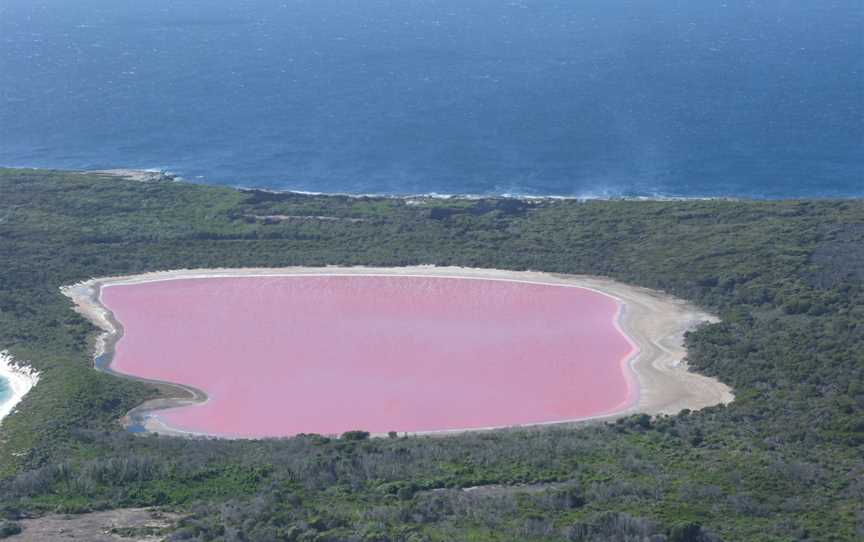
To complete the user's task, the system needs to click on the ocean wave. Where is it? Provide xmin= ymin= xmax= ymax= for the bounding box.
xmin=235 ymin=185 xmax=742 ymax=202
xmin=0 ymin=351 xmax=40 ymax=426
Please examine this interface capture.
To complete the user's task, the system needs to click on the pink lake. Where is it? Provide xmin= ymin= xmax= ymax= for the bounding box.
xmin=100 ymin=276 xmax=637 ymax=438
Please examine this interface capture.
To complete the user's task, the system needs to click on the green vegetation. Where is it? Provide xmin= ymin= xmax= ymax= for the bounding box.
xmin=0 ymin=521 xmax=21 ymax=539
xmin=0 ymin=168 xmax=862 ymax=541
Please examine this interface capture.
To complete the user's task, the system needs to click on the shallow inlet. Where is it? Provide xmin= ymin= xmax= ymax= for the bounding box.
xmin=0 ymin=377 xmax=11 ymax=407
xmin=100 ymin=275 xmax=637 ymax=437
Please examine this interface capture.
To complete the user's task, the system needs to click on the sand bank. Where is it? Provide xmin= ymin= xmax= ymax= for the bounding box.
xmin=62 ymin=266 xmax=734 ymax=437
xmin=0 ymin=351 xmax=41 ymax=426
xmin=85 ymin=169 xmax=175 ymax=183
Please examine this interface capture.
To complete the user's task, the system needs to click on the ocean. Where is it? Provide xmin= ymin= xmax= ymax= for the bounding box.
xmin=1 ymin=0 xmax=862 ymax=198
xmin=0 ymin=376 xmax=10 ymax=407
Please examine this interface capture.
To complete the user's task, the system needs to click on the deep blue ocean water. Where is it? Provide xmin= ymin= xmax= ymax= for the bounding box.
xmin=1 ymin=0 xmax=862 ymax=197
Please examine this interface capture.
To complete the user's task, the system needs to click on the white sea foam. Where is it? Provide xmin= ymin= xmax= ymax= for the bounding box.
xmin=234 ymin=185 xmax=739 ymax=202
xmin=0 ymin=351 xmax=40 ymax=426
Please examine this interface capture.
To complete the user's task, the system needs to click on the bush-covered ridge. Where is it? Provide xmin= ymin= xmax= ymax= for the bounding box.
xmin=0 ymin=168 xmax=861 ymax=541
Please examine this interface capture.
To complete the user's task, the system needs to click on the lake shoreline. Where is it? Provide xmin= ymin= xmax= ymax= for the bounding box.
xmin=62 ymin=266 xmax=734 ymax=439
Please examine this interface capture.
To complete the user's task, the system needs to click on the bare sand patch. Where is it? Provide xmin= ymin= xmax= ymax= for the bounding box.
xmin=85 ymin=169 xmax=173 ymax=183
xmin=7 ymin=508 xmax=180 ymax=542
xmin=62 ymin=266 xmax=734 ymax=437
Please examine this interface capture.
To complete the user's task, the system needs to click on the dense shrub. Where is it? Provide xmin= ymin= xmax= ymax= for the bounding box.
xmin=0 ymin=169 xmax=861 ymax=540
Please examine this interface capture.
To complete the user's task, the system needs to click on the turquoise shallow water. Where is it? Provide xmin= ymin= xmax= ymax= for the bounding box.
xmin=0 ymin=376 xmax=11 ymax=407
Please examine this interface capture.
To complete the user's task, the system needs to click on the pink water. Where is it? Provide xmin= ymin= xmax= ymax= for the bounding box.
xmin=101 ymin=276 xmax=637 ymax=437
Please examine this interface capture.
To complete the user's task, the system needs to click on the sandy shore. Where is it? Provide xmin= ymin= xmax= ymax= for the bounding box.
xmin=0 ymin=351 xmax=40 ymax=426
xmin=85 ymin=169 xmax=175 ymax=183
xmin=62 ymin=266 xmax=734 ymax=437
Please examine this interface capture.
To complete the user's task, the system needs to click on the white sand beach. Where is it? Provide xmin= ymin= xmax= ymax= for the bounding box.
xmin=0 ymin=351 xmax=40 ymax=426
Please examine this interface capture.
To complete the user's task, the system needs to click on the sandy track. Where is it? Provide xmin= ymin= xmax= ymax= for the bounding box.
xmin=61 ymin=266 xmax=733 ymax=437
